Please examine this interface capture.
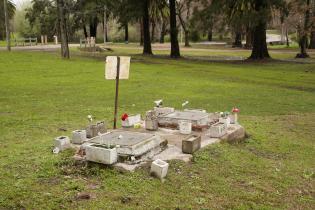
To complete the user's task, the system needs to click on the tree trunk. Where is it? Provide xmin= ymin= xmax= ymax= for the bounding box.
xmin=309 ymin=31 xmax=315 ymax=49
xmin=249 ymin=0 xmax=270 ymax=59
xmin=57 ymin=0 xmax=69 ymax=59
xmin=140 ymin=20 xmax=144 ymax=46
xmin=286 ymin=27 xmax=290 ymax=47
xmin=207 ymin=29 xmax=213 ymax=41
xmin=184 ymin=30 xmax=190 ymax=47
xmin=296 ymin=0 xmax=310 ymax=58
xmin=233 ymin=31 xmax=242 ymax=48
xmin=3 ymin=0 xmax=11 ymax=51
xmin=151 ymin=21 xmax=155 ymax=43
xmin=160 ymin=20 xmax=166 ymax=43
xmin=169 ymin=0 xmax=180 ymax=58
xmin=103 ymin=6 xmax=108 ymax=43
xmin=83 ymin=25 xmax=88 ymax=38
xmin=124 ymin=23 xmax=129 ymax=44
xmin=89 ymin=16 xmax=98 ymax=38
xmin=245 ymin=27 xmax=253 ymax=49
xmin=142 ymin=0 xmax=152 ymax=55
xmin=309 ymin=0 xmax=315 ymax=48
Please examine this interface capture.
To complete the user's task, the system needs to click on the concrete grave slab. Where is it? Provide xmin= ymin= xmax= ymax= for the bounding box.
xmin=88 ymin=131 xmax=164 ymax=157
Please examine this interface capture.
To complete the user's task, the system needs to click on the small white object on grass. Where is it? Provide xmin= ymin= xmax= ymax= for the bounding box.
xmin=87 ymin=115 xmax=93 ymax=122
xmin=154 ymin=99 xmax=163 ymax=107
xmin=182 ymin=101 xmax=189 ymax=107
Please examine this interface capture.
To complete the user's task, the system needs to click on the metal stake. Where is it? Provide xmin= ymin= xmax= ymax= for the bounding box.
xmin=113 ymin=57 xmax=120 ymax=129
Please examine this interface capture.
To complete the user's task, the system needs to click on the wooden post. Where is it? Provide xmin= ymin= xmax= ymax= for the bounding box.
xmin=113 ymin=57 xmax=120 ymax=129
xmin=3 ymin=0 xmax=11 ymax=51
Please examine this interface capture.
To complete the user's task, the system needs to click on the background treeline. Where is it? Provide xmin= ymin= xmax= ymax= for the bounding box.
xmin=1 ymin=0 xmax=315 ymax=59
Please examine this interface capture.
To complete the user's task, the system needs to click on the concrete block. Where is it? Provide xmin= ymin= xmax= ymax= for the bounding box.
xmin=145 ymin=110 xmax=158 ymax=131
xmin=54 ymin=136 xmax=71 ymax=151
xmin=72 ymin=130 xmax=87 ymax=144
xmin=182 ymin=135 xmax=201 ymax=154
xmin=150 ymin=159 xmax=169 ymax=179
xmin=85 ymin=144 xmax=117 ymax=165
xmin=97 ymin=121 xmax=107 ymax=134
xmin=145 ymin=119 xmax=158 ymax=131
xmin=208 ymin=122 xmax=227 ymax=138
xmin=86 ymin=121 xmax=107 ymax=138
xmin=178 ymin=120 xmax=192 ymax=134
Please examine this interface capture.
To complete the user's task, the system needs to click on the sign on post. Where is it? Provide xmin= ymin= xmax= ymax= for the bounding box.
xmin=105 ymin=56 xmax=131 ymax=129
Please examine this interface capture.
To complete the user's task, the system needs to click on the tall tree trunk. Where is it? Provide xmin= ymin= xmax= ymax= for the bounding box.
xmin=57 ymin=0 xmax=69 ymax=59
xmin=83 ymin=25 xmax=88 ymax=38
xmin=249 ymin=0 xmax=270 ymax=59
xmin=207 ymin=17 xmax=213 ymax=41
xmin=160 ymin=19 xmax=166 ymax=43
xmin=233 ymin=31 xmax=242 ymax=48
xmin=207 ymin=29 xmax=213 ymax=41
xmin=169 ymin=0 xmax=180 ymax=58
xmin=245 ymin=26 xmax=253 ymax=49
xmin=151 ymin=21 xmax=155 ymax=43
xmin=309 ymin=31 xmax=315 ymax=49
xmin=124 ymin=23 xmax=129 ymax=43
xmin=89 ymin=16 xmax=98 ymax=38
xmin=285 ymin=27 xmax=290 ymax=47
xmin=3 ymin=0 xmax=11 ymax=51
xmin=140 ymin=20 xmax=144 ymax=46
xmin=296 ymin=0 xmax=310 ymax=58
xmin=103 ymin=6 xmax=108 ymax=43
xmin=309 ymin=0 xmax=315 ymax=48
xmin=142 ymin=0 xmax=152 ymax=55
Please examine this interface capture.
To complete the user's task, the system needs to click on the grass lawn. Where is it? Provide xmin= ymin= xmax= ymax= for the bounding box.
xmin=0 ymin=49 xmax=314 ymax=209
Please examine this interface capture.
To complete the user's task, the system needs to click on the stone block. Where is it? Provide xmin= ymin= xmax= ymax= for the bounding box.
xmin=208 ymin=122 xmax=227 ymax=138
xmin=85 ymin=144 xmax=118 ymax=165
xmin=145 ymin=119 xmax=158 ymax=131
xmin=54 ymin=136 xmax=71 ymax=151
xmin=72 ymin=130 xmax=87 ymax=144
xmin=150 ymin=159 xmax=169 ymax=180
xmin=86 ymin=121 xmax=107 ymax=138
xmin=178 ymin=120 xmax=192 ymax=134
xmin=182 ymin=135 xmax=201 ymax=154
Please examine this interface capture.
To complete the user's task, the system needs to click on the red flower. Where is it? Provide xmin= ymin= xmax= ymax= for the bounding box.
xmin=121 ymin=113 xmax=129 ymax=121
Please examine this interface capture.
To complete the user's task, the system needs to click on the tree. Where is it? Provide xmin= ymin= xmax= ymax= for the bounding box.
xmin=0 ymin=0 xmax=15 ymax=41
xmin=170 ymin=0 xmax=180 ymax=58
xmin=177 ymin=0 xmax=193 ymax=47
xmin=308 ymin=0 xmax=315 ymax=49
xmin=143 ymin=0 xmax=153 ymax=55
xmin=57 ymin=0 xmax=69 ymax=59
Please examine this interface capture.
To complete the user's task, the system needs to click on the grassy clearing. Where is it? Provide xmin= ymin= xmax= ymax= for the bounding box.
xmin=0 ymin=50 xmax=314 ymax=209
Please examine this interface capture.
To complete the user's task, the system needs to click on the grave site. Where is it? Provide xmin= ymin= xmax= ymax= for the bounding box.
xmin=53 ymin=56 xmax=246 ymax=175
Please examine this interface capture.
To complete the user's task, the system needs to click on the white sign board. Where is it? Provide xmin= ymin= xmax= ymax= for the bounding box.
xmin=105 ymin=56 xmax=130 ymax=80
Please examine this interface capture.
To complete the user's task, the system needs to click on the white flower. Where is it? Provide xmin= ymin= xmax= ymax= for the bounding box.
xmin=87 ymin=115 xmax=93 ymax=122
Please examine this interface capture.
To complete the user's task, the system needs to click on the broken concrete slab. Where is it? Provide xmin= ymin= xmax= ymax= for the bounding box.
xmin=220 ymin=124 xmax=245 ymax=143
